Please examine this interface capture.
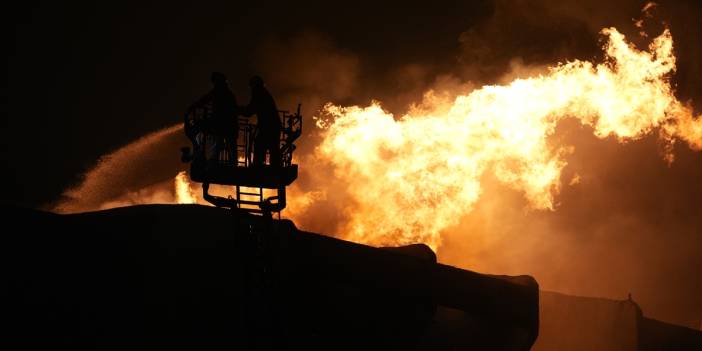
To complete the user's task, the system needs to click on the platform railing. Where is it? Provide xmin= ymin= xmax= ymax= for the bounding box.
xmin=184 ymin=103 xmax=302 ymax=216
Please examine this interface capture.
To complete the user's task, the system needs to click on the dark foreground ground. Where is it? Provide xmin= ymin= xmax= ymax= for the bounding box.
xmin=6 ymin=204 xmax=701 ymax=350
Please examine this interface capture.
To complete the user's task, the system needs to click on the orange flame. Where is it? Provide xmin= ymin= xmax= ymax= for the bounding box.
xmin=313 ymin=28 xmax=701 ymax=250
xmin=175 ymin=171 xmax=197 ymax=204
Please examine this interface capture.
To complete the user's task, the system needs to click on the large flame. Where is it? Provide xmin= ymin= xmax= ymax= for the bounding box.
xmin=70 ymin=25 xmax=700 ymax=253
xmin=313 ymin=28 xmax=701 ymax=249
xmin=175 ymin=171 xmax=197 ymax=204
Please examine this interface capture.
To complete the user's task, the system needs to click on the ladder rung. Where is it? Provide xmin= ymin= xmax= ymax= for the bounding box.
xmin=235 ymin=199 xmax=267 ymax=206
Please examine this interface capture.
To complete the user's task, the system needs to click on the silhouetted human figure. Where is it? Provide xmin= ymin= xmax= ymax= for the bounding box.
xmin=188 ymin=72 xmax=238 ymax=195
xmin=241 ymin=75 xmax=282 ymax=168
xmin=188 ymin=72 xmax=238 ymax=164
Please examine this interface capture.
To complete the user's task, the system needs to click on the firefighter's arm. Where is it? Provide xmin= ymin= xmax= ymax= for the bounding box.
xmin=239 ymin=95 xmax=258 ymax=117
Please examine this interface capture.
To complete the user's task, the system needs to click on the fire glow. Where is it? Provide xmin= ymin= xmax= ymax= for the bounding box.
xmin=308 ymin=27 xmax=701 ymax=250
xmin=175 ymin=171 xmax=196 ymax=204
xmin=167 ymin=27 xmax=702 ymax=251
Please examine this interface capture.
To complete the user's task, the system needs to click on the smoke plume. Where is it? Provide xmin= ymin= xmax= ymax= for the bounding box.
xmin=52 ymin=2 xmax=702 ymax=329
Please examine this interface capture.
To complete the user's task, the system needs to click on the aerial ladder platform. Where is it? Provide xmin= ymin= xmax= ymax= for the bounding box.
xmin=182 ymin=102 xmax=302 ymax=217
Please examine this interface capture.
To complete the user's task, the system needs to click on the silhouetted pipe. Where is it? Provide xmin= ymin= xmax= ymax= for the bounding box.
xmin=275 ymin=223 xmax=539 ymax=348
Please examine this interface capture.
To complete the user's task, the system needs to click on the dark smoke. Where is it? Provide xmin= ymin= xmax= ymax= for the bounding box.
xmin=53 ymin=0 xmax=701 ymax=329
xmin=436 ymin=0 xmax=702 ymax=328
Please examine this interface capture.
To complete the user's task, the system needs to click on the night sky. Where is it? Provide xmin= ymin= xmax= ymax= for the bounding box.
xmin=7 ymin=0 xmax=491 ymax=207
xmin=6 ymin=0 xmax=701 ymax=207
xmin=6 ymin=0 xmax=702 ymax=328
